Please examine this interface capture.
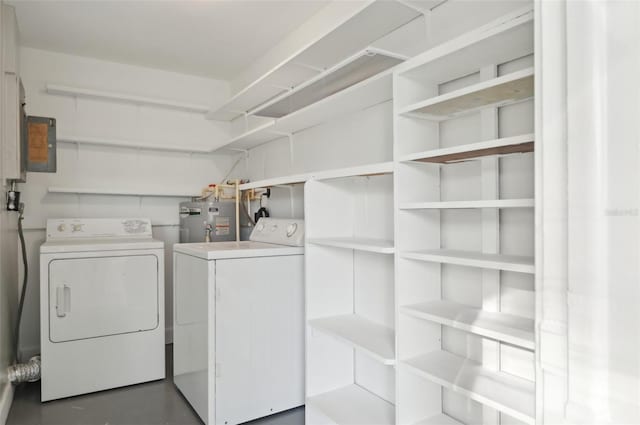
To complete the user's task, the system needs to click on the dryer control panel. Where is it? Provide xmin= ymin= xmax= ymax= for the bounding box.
xmin=46 ymin=218 xmax=153 ymax=240
xmin=249 ymin=218 xmax=304 ymax=247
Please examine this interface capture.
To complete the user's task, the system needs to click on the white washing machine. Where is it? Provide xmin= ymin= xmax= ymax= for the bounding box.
xmin=173 ymin=217 xmax=305 ymax=425
xmin=40 ymin=218 xmax=165 ymax=401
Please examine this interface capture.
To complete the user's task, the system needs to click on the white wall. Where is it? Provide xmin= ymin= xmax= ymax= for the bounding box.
xmin=17 ymin=47 xmax=234 ymax=358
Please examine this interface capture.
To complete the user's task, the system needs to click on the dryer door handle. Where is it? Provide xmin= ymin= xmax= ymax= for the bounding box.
xmin=55 ymin=285 xmax=71 ymax=318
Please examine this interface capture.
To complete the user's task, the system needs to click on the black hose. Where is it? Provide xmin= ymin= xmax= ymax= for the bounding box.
xmin=13 ymin=204 xmax=27 ymax=364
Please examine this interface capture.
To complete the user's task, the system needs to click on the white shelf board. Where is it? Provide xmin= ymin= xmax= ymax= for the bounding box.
xmin=400 ymin=300 xmax=534 ymax=349
xmin=46 ymin=83 xmax=209 ymax=113
xmin=308 ymin=237 xmax=394 ymax=254
xmin=400 ymin=249 xmax=534 ymax=274
xmin=274 ymin=70 xmax=393 ymax=136
xmin=399 ymin=67 xmax=534 ymax=120
xmin=399 ymin=199 xmax=534 ymax=210
xmin=402 ymin=351 xmax=535 ymax=424
xmin=217 ymin=71 xmax=394 ymax=152
xmin=308 ymin=314 xmax=395 ymax=365
xmin=413 ymin=414 xmax=463 ymax=425
xmin=252 ymin=48 xmax=404 ymax=118
xmin=238 ymin=173 xmax=311 ymax=191
xmin=314 ymin=162 xmax=393 ymax=180
xmin=307 ymin=384 xmax=395 ymax=425
xmin=58 ymin=135 xmax=212 ymax=154
xmin=48 ymin=186 xmax=197 ymax=198
xmin=208 ymin=0 xmax=419 ymax=121
xmin=398 ymin=134 xmax=534 ymax=163
xmin=238 ymin=162 xmax=393 ymax=190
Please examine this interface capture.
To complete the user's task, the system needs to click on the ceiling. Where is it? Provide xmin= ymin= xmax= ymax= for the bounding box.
xmin=8 ymin=0 xmax=330 ymax=81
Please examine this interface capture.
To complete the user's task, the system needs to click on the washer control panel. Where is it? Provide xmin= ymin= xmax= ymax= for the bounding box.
xmin=46 ymin=218 xmax=152 ymax=240
xmin=250 ymin=218 xmax=305 ymax=246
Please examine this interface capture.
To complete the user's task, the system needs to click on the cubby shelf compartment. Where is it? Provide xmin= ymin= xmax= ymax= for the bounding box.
xmin=399 ymin=134 xmax=534 ymax=164
xmin=218 ymin=71 xmax=394 ymax=151
xmin=238 ymin=161 xmax=393 ymax=190
xmin=399 ymin=199 xmax=534 ymax=210
xmin=308 ymin=237 xmax=394 ymax=254
xmin=308 ymin=314 xmax=395 ymax=365
xmin=307 ymin=384 xmax=395 ymax=425
xmin=48 ymin=187 xmax=197 ymax=198
xmin=46 ymin=83 xmax=209 ymax=113
xmin=413 ymin=414 xmax=463 ymax=425
xmin=401 ymin=351 xmax=535 ymax=425
xmin=400 ymin=249 xmax=534 ymax=274
xmin=399 ymin=67 xmax=534 ymax=121
xmin=400 ymin=300 xmax=534 ymax=349
xmin=207 ymin=0 xmax=419 ymax=121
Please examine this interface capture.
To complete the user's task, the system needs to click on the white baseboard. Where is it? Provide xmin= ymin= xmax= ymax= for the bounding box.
xmin=0 ymin=381 xmax=14 ymax=425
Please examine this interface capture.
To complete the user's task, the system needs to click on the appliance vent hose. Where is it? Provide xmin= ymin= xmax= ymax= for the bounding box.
xmin=8 ymin=356 xmax=41 ymax=383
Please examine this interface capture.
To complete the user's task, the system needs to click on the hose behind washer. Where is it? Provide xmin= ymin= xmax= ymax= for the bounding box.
xmin=13 ymin=203 xmax=27 ymax=364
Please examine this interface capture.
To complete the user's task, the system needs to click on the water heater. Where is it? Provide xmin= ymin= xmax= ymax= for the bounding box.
xmin=179 ymin=200 xmax=236 ymax=243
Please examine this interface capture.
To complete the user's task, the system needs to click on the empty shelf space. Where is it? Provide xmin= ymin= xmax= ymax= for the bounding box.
xmin=399 ymin=134 xmax=534 ymax=164
xmin=208 ymin=1 xmax=419 ymax=121
xmin=253 ymin=48 xmax=404 ymax=118
xmin=307 ymin=384 xmax=395 ymax=425
xmin=308 ymin=237 xmax=394 ymax=254
xmin=48 ymin=186 xmax=197 ymax=198
xmin=309 ymin=314 xmax=395 ymax=365
xmin=400 ymin=249 xmax=534 ymax=274
xmin=400 ymin=68 xmax=533 ymax=121
xmin=400 ymin=300 xmax=534 ymax=349
xmin=221 ymin=120 xmax=279 ymax=150
xmin=401 ymin=351 xmax=535 ymax=424
xmin=413 ymin=414 xmax=463 ymax=425
xmin=46 ymin=83 xmax=209 ymax=113
xmin=399 ymin=199 xmax=533 ymax=210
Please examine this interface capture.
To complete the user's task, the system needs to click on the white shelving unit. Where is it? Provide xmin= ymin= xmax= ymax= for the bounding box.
xmin=207 ymin=0 xmax=420 ymax=121
xmin=305 ymin=172 xmax=395 ymax=425
xmin=393 ymin=6 xmax=536 ymax=425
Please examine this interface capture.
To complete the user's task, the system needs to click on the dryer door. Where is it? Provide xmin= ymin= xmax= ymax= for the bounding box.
xmin=48 ymin=254 xmax=159 ymax=342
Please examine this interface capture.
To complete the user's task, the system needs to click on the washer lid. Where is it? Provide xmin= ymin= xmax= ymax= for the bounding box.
xmin=173 ymin=240 xmax=304 ymax=260
xmin=41 ymin=237 xmax=164 ymax=254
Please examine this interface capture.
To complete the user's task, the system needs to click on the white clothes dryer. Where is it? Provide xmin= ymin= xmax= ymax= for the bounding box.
xmin=40 ymin=218 xmax=165 ymax=401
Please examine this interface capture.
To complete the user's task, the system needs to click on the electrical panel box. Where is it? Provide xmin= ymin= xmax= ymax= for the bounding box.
xmin=25 ymin=116 xmax=57 ymax=173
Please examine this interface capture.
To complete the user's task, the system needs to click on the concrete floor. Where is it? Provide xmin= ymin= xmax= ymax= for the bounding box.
xmin=7 ymin=346 xmax=304 ymax=425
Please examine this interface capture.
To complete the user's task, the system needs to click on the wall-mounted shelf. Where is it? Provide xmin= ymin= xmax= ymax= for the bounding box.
xmin=58 ymin=135 xmax=213 ymax=154
xmin=400 ymin=300 xmax=534 ymax=349
xmin=220 ymin=70 xmax=394 ymax=151
xmin=308 ymin=237 xmax=394 ymax=254
xmin=252 ymin=48 xmax=404 ymax=118
xmin=207 ymin=0 xmax=420 ymax=121
xmin=308 ymin=314 xmax=395 ymax=365
xmin=238 ymin=161 xmax=393 ymax=190
xmin=400 ymin=249 xmax=534 ymax=274
xmin=399 ymin=134 xmax=534 ymax=163
xmin=399 ymin=199 xmax=534 ymax=209
xmin=47 ymin=186 xmax=198 ymax=198
xmin=399 ymin=67 xmax=533 ymax=121
xmin=307 ymin=384 xmax=395 ymax=425
xmin=46 ymin=83 xmax=209 ymax=113
xmin=401 ymin=351 xmax=535 ymax=425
